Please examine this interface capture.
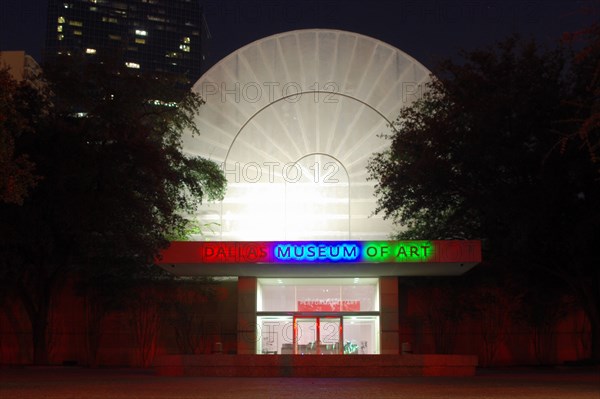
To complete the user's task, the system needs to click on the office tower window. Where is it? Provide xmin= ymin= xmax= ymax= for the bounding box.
xmin=45 ymin=0 xmax=208 ymax=82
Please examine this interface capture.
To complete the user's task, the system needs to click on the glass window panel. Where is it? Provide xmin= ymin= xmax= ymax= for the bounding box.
xmin=295 ymin=318 xmax=317 ymax=354
xmin=256 ymin=316 xmax=293 ymax=354
xmin=319 ymin=318 xmax=341 ymax=354
xmin=343 ymin=316 xmax=379 ymax=354
xmin=296 ymin=285 xmax=340 ymax=311
xmin=258 ymin=278 xmax=378 ymax=312
xmin=342 ymin=284 xmax=378 ymax=311
xmin=257 ymin=283 xmax=295 ymax=311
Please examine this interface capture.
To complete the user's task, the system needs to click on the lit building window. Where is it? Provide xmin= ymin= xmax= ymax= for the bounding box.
xmin=179 ymin=44 xmax=190 ymax=52
xmin=89 ymin=6 xmax=97 ymax=11
xmin=57 ymin=34 xmax=65 ymax=41
xmin=135 ymin=29 xmax=147 ymax=36
xmin=89 ymin=0 xmax=97 ymax=3
xmin=69 ymin=20 xmax=83 ymax=27
xmin=183 ymin=36 xmax=190 ymax=43
xmin=165 ymin=51 xmax=179 ymax=58
xmin=58 ymin=16 xmax=65 ymax=23
xmin=57 ymin=25 xmax=63 ymax=32
xmin=135 ymin=38 xmax=146 ymax=44
xmin=73 ymin=30 xmax=83 ymax=36
xmin=85 ymin=48 xmax=96 ymax=54
xmin=147 ymin=15 xmax=165 ymax=22
xmin=109 ymin=34 xmax=121 ymax=40
xmin=125 ymin=62 xmax=140 ymax=69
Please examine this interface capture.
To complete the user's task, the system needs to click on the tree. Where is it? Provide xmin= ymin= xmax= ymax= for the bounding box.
xmin=167 ymin=278 xmax=216 ymax=355
xmin=561 ymin=22 xmax=600 ymax=172
xmin=128 ymin=273 xmax=165 ymax=368
xmin=0 ymin=68 xmax=42 ymax=204
xmin=368 ymin=37 xmax=600 ymax=362
xmin=514 ymin=276 xmax=570 ymax=365
xmin=472 ymin=286 xmax=519 ymax=367
xmin=0 ymin=55 xmax=226 ymax=364
xmin=408 ymin=278 xmax=472 ymax=355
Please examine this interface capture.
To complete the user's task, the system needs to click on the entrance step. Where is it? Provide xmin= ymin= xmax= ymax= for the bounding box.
xmin=154 ymin=354 xmax=478 ymax=377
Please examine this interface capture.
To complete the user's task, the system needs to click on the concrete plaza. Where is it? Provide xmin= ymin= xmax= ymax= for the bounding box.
xmin=1 ymin=367 xmax=598 ymax=399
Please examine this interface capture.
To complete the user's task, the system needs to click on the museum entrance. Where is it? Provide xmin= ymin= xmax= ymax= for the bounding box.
xmin=256 ymin=277 xmax=381 ymax=355
xmin=293 ymin=315 xmax=342 ymax=354
xmin=258 ymin=313 xmax=379 ymax=355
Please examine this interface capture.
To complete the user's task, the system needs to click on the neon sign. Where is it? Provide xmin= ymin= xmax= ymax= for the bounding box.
xmin=274 ymin=243 xmax=360 ymax=262
xmin=362 ymin=241 xmax=433 ymax=262
xmin=158 ymin=240 xmax=482 ymax=265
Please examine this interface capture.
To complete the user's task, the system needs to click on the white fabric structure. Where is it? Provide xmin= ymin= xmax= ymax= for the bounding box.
xmin=184 ymin=29 xmax=431 ymax=241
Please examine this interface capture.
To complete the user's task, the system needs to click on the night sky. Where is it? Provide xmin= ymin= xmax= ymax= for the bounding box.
xmin=0 ymin=0 xmax=594 ymax=72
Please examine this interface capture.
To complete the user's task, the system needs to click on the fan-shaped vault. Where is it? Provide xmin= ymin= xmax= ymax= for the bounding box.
xmin=184 ymin=29 xmax=432 ymax=240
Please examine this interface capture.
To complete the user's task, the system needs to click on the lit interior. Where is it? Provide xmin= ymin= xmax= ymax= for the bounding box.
xmin=257 ymin=278 xmax=379 ymax=312
xmin=256 ymin=315 xmax=380 ymax=355
xmin=256 ymin=278 xmax=380 ymax=355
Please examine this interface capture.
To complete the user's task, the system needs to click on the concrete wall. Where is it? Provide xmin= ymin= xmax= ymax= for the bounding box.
xmin=380 ymin=276 xmax=400 ymax=354
xmin=237 ymin=277 xmax=257 ymax=354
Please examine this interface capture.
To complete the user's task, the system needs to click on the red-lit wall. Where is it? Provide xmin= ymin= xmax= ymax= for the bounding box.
xmin=0 ymin=279 xmax=238 ymax=366
xmin=0 ymin=279 xmax=591 ymax=367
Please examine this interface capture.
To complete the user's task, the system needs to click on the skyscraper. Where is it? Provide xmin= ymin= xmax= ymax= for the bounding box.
xmin=44 ymin=0 xmax=207 ymax=81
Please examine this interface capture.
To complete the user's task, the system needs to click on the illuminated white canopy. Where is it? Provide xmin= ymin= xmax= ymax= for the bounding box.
xmin=184 ymin=29 xmax=431 ymax=241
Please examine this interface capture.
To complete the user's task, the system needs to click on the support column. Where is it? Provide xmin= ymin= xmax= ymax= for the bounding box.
xmin=379 ymin=276 xmax=400 ymax=354
xmin=237 ymin=276 xmax=257 ymax=354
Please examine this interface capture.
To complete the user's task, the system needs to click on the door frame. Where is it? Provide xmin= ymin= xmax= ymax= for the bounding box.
xmin=292 ymin=314 xmax=343 ymax=354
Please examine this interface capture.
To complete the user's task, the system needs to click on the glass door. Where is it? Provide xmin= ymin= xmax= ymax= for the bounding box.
xmin=293 ymin=316 xmax=342 ymax=354
xmin=319 ymin=317 xmax=342 ymax=354
xmin=294 ymin=317 xmax=317 ymax=354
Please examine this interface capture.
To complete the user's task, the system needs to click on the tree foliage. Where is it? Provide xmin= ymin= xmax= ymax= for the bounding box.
xmin=562 ymin=22 xmax=600 ymax=171
xmin=368 ymin=37 xmax=600 ymax=361
xmin=0 ymin=68 xmax=43 ymax=204
xmin=0 ymin=55 xmax=226 ymax=364
xmin=369 ymin=38 xmax=568 ymax=243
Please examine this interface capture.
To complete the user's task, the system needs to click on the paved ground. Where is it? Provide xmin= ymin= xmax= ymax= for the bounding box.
xmin=0 ymin=367 xmax=598 ymax=399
